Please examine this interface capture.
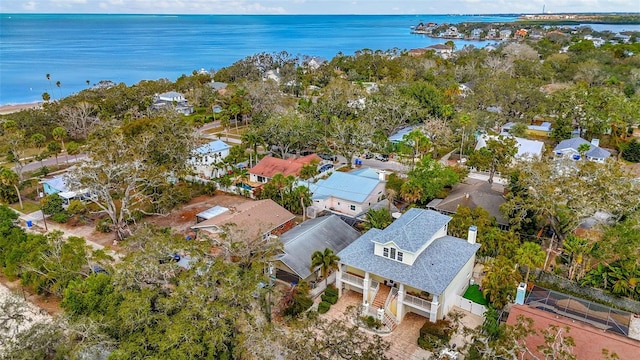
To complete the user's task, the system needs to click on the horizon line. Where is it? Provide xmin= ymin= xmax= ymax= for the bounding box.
xmin=2 ymin=12 xmax=639 ymax=16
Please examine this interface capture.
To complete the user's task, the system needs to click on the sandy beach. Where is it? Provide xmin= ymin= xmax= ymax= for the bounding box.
xmin=0 ymin=102 xmax=43 ymax=115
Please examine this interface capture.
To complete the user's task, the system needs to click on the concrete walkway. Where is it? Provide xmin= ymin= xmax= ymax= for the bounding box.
xmin=17 ymin=210 xmax=122 ymax=260
xmin=321 ymin=289 xmax=484 ymax=360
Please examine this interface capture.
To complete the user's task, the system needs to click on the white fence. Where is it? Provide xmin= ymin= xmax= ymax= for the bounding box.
xmin=455 ymin=295 xmax=487 ymax=317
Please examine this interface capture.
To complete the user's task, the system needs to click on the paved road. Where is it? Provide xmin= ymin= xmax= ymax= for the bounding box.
xmin=15 ymin=153 xmax=88 ymax=174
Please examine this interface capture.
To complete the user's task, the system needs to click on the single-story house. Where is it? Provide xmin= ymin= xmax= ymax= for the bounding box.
xmin=272 ymin=215 xmax=361 ymax=285
xmin=249 ymin=154 xmax=321 ymax=184
xmin=426 ymin=44 xmax=454 ymax=58
xmin=40 ymin=175 xmax=91 ymax=207
xmin=388 ymin=126 xmax=417 ymax=144
xmin=150 ymin=91 xmax=194 ymax=115
xmin=427 ymin=178 xmax=508 ymax=229
xmin=336 ymin=209 xmax=480 ymax=329
xmin=192 ymin=199 xmax=296 ymax=240
xmin=501 ymin=121 xmax=552 ymax=138
xmin=308 ymin=168 xmax=386 ymax=217
xmin=553 ymin=137 xmax=611 ymax=163
xmin=190 ymin=140 xmax=231 ymax=179
xmin=475 ymin=134 xmax=544 ymax=161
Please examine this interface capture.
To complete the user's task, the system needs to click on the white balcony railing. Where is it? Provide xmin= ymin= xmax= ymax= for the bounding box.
xmin=341 ymin=273 xmax=364 ymax=288
xmin=404 ymin=294 xmax=432 ymax=312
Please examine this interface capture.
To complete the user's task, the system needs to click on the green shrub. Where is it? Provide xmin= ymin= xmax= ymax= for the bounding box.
xmin=360 ymin=315 xmax=382 ymax=329
xmin=41 ymin=194 xmax=64 ymax=215
xmin=417 ymin=334 xmax=444 ymax=351
xmin=419 ymin=319 xmax=452 ymax=343
xmin=201 ymin=182 xmax=217 ymax=196
xmin=51 ymin=211 xmax=70 ymax=223
xmin=95 ymin=218 xmax=112 ymax=233
xmin=317 ymin=301 xmax=331 ymax=314
xmin=321 ymin=293 xmax=338 ymax=305
xmin=324 ymin=285 xmax=338 ymax=297
xmin=66 ymin=200 xmax=86 ymax=215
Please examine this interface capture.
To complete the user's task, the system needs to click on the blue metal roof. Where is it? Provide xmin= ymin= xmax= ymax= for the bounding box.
xmin=194 ymin=140 xmax=231 ymax=155
xmin=311 ymin=171 xmax=381 ymax=203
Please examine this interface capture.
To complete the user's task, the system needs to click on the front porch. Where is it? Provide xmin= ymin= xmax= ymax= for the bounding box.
xmin=337 ymin=266 xmax=440 ymax=325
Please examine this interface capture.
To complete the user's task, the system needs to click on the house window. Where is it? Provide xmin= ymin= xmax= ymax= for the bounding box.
xmin=257 ymin=176 xmax=266 ymax=183
xmin=382 ymin=246 xmax=403 ymax=263
xmin=397 ymin=252 xmax=403 ymax=262
xmin=390 ymin=248 xmax=396 ymax=259
xmin=349 ymin=205 xmax=356 ymax=211
xmin=383 ymin=247 xmax=389 ymax=257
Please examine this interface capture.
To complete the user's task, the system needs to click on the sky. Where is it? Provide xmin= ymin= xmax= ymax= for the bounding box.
xmin=0 ymin=0 xmax=638 ymax=15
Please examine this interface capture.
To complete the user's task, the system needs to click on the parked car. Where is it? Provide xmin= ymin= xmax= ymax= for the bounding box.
xmin=364 ymin=152 xmax=373 ymax=159
xmin=375 ymin=154 xmax=389 ymax=162
xmin=319 ymin=163 xmax=334 ymax=172
xmin=318 ymin=153 xmax=337 ymax=162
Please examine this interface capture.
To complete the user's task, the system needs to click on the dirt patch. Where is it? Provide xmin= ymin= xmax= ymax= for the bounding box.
xmin=142 ymin=192 xmax=254 ymax=236
xmin=0 ymin=274 xmax=62 ymax=316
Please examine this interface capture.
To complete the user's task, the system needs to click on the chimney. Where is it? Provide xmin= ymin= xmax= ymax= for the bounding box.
xmin=467 ymin=225 xmax=477 ymax=244
xmin=515 ymin=282 xmax=527 ymax=305
xmin=378 ymin=170 xmax=386 ymax=182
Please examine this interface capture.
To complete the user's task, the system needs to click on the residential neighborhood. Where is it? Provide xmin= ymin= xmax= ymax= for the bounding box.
xmin=2 ymin=16 xmax=640 ymax=360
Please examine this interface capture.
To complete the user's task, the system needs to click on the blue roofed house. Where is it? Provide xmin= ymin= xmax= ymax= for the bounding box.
xmin=309 ymin=168 xmax=386 ymax=217
xmin=189 ymin=140 xmax=231 ymax=179
xmin=41 ymin=174 xmax=91 ymax=207
xmin=336 ymin=209 xmax=480 ymax=329
xmin=553 ymin=137 xmax=611 ymax=163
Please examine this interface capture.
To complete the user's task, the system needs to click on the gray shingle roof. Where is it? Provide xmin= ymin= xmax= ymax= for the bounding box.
xmin=338 ymin=233 xmax=479 ymax=296
xmin=369 ymin=208 xmax=452 ymax=252
xmin=586 ymin=146 xmax=611 ymax=159
xmin=554 ymin=137 xmax=611 ymax=160
xmin=276 ymin=215 xmax=361 ymax=279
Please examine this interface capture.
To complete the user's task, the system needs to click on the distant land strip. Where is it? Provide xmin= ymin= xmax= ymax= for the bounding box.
xmin=516 ymin=13 xmax=640 ymax=25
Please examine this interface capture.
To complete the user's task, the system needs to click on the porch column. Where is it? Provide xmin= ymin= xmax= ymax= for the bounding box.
xmin=397 ymin=283 xmax=405 ymax=324
xmin=336 ymin=263 xmax=343 ymax=297
xmin=429 ymin=295 xmax=439 ymax=323
xmin=362 ymin=271 xmax=370 ymax=305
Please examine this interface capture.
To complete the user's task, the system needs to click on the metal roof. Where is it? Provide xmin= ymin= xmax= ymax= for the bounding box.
xmin=194 ymin=140 xmax=231 ymax=155
xmin=276 ymin=215 xmax=361 ymax=279
xmin=196 ymin=205 xmax=229 ymax=220
xmin=311 ymin=171 xmax=381 ymax=203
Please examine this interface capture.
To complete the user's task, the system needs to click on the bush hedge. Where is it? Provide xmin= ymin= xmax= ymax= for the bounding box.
xmin=417 ymin=319 xmax=452 ymax=350
xmin=318 ymin=301 xmax=331 ymax=314
xmin=324 ymin=285 xmax=338 ymax=297
xmin=51 ymin=211 xmax=70 ymax=223
xmin=321 ymin=293 xmax=338 ymax=305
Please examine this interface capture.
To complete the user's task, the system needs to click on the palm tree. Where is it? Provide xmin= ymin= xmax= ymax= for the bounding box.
xmin=482 ymin=256 xmax=521 ymax=309
xmin=47 ymin=141 xmax=62 ymax=166
xmin=310 ymin=248 xmax=341 ymax=286
xmin=400 ymin=182 xmax=422 ymax=204
xmin=458 ymin=113 xmax=471 ymax=162
xmin=241 ymin=130 xmax=265 ymax=166
xmin=55 ymin=80 xmax=61 ymax=99
xmin=41 ymin=92 xmax=51 ymax=102
xmin=515 ymin=241 xmax=546 ymax=284
xmin=52 ymin=127 xmax=67 ymax=162
xmin=0 ymin=169 xmax=23 ymax=210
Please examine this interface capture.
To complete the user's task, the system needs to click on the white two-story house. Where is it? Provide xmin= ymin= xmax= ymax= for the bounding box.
xmin=190 ymin=140 xmax=231 ymax=179
xmin=336 ymin=209 xmax=480 ymax=329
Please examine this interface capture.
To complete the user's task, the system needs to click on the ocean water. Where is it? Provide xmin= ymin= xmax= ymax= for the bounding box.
xmin=1 ymin=14 xmax=516 ymax=105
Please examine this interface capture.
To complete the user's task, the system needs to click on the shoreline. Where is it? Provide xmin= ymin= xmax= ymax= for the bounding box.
xmin=0 ymin=102 xmax=43 ymax=115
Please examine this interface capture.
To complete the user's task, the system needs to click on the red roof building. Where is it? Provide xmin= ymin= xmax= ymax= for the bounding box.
xmin=507 ymin=305 xmax=640 ymax=360
xmin=249 ymin=154 xmax=321 ymax=184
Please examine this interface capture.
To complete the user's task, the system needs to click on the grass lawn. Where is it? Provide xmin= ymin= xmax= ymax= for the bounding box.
xmin=463 ymin=284 xmax=488 ymax=305
xmin=10 ymin=201 xmax=41 ymax=214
